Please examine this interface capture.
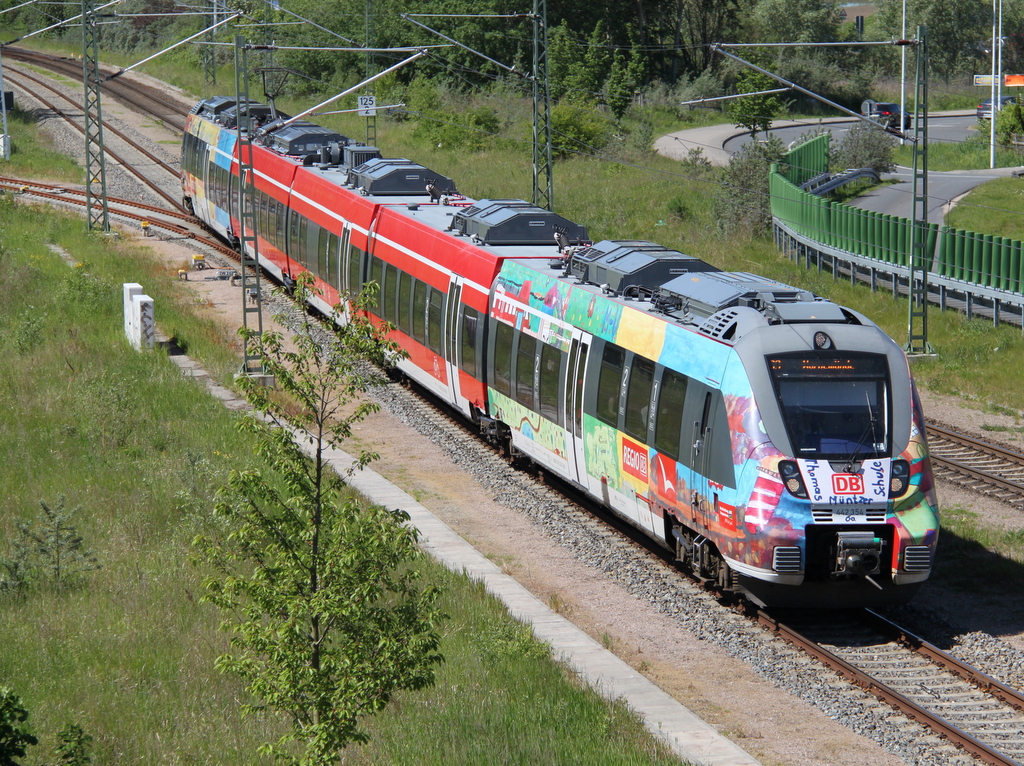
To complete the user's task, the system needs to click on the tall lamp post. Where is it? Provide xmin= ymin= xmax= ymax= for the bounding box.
xmin=990 ymin=0 xmax=1003 ymax=169
xmin=900 ymin=0 xmax=906 ymax=143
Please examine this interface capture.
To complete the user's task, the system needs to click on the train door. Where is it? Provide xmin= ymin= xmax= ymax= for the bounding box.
xmin=684 ymin=384 xmax=732 ymax=532
xmin=444 ymin=276 xmax=470 ymax=416
xmin=562 ymin=329 xmax=591 ymax=486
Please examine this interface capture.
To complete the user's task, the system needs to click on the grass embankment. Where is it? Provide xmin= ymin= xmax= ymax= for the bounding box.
xmin=2 ymin=105 xmax=82 ymax=181
xmin=946 ymin=175 xmax=1024 ymax=240
xmin=0 ymin=201 xmax=687 ymax=765
xmin=895 ymin=136 xmax=1024 ymax=171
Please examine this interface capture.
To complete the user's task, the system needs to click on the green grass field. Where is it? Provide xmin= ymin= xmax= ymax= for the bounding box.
xmin=946 ymin=175 xmax=1024 ymax=240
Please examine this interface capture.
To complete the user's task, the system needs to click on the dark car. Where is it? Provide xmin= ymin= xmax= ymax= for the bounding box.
xmin=977 ymin=95 xmax=1017 ymax=119
xmin=860 ymin=100 xmax=911 ymax=130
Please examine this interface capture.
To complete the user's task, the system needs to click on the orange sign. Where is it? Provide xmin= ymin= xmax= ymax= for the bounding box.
xmin=1006 ymin=74 xmax=1024 ymax=87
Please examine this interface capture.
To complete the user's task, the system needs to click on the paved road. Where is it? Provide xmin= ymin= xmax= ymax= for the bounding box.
xmin=655 ymin=111 xmax=1021 ymax=224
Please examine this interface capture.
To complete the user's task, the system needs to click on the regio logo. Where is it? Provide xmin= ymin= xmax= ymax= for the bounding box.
xmin=622 ymin=438 xmax=649 ymax=481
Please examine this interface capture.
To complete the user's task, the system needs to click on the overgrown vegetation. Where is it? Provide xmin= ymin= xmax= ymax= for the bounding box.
xmin=0 ymin=198 xmax=688 ymax=764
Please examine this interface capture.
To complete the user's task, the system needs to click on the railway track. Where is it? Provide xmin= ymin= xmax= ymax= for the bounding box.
xmin=761 ymin=608 xmax=1024 ymax=766
xmin=926 ymin=424 xmax=1024 ymax=507
xmin=0 ymin=176 xmax=240 ymax=263
xmin=2 ymin=46 xmax=189 ymax=132
xmin=2 ymin=66 xmax=184 ymax=209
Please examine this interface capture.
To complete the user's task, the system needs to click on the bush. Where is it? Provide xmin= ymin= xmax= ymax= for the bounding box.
xmin=549 ymin=101 xmax=610 ymax=158
xmin=831 ymin=120 xmax=897 ymax=175
xmin=713 ymin=136 xmax=787 ymax=236
xmin=996 ymin=101 xmax=1024 ymax=146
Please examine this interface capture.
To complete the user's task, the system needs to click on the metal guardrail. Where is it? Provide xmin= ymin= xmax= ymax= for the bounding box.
xmin=774 ymin=218 xmax=1024 ymax=330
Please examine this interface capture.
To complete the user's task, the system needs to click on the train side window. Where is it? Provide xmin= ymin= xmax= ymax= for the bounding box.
xmin=492 ymin=321 xmax=513 ymax=397
xmin=327 ymin=233 xmax=340 ymax=290
xmin=538 ymin=342 xmax=562 ymax=424
xmin=412 ymin=279 xmax=427 ymax=342
xmin=624 ymin=355 xmax=655 ymax=441
xmin=370 ymin=257 xmax=384 ymax=314
xmin=706 ymin=390 xmax=736 ymax=489
xmin=398 ymin=270 xmax=412 ymax=332
xmin=287 ymin=211 xmax=300 ymax=263
xmin=460 ymin=306 xmax=479 ymax=378
xmin=654 ymin=369 xmax=688 ymax=461
xmin=298 ymin=217 xmax=310 ymax=267
xmin=258 ymin=190 xmax=266 ymax=240
xmin=383 ymin=263 xmax=398 ymax=324
xmin=515 ymin=333 xmax=537 ymax=408
xmin=348 ymin=244 xmax=362 ymax=297
xmin=275 ymin=198 xmax=285 ymax=251
xmin=317 ymin=225 xmax=330 ymax=279
xmin=427 ymin=287 xmax=444 ymax=353
xmin=596 ymin=344 xmax=625 ymax=427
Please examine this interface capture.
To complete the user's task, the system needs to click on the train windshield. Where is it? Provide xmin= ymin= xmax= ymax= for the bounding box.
xmin=767 ymin=353 xmax=890 ymax=459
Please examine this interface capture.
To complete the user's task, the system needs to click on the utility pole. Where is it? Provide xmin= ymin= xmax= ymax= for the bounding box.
xmin=234 ymin=35 xmax=265 ymax=378
xmin=0 ymin=46 xmax=10 ymax=161
xmin=81 ymin=0 xmax=110 ymax=231
xmin=531 ymin=0 xmax=552 ymax=211
xmin=906 ymin=26 xmax=933 ymax=355
xmin=364 ymin=0 xmax=376 ymax=147
xmin=203 ymin=0 xmax=218 ymax=87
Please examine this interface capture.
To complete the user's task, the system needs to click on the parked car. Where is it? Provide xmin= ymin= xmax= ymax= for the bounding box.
xmin=977 ymin=95 xmax=1017 ymax=119
xmin=860 ymin=100 xmax=911 ymax=130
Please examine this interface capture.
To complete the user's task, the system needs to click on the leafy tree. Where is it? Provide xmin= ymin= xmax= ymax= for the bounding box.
xmin=549 ymin=100 xmax=610 ymax=158
xmin=0 ymin=689 xmax=36 ymax=766
xmin=726 ymin=70 xmax=784 ymax=137
xmin=874 ymin=0 xmax=989 ymax=82
xmin=194 ymin=274 xmax=444 ymax=766
xmin=605 ymin=42 xmax=646 ymax=119
xmin=714 ymin=134 xmax=788 ymax=236
xmin=664 ymin=0 xmax=742 ymax=81
xmin=750 ymin=0 xmax=843 ymax=44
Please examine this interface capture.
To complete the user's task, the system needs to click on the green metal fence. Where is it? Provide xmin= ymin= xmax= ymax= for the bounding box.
xmin=771 ymin=138 xmax=1021 ymax=296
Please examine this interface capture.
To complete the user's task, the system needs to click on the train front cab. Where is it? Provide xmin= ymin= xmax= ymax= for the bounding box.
xmin=728 ymin=325 xmax=939 ymax=608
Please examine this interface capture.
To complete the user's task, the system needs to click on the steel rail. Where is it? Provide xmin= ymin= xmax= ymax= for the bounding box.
xmin=3 ymin=67 xmax=182 ymax=185
xmin=0 ymin=177 xmax=242 ymax=262
xmin=862 ymin=610 xmax=1024 ymax=713
xmin=758 ymin=609 xmax=1024 ymax=766
xmin=926 ymin=423 xmax=1024 ymax=502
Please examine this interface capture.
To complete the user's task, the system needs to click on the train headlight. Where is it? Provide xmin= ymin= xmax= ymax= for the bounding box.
xmin=889 ymin=459 xmax=910 ymax=497
xmin=813 ymin=331 xmax=833 ymax=349
xmin=779 ymin=460 xmax=808 ymax=498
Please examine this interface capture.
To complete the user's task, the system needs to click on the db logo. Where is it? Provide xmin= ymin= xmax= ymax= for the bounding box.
xmin=832 ymin=474 xmax=865 ymax=495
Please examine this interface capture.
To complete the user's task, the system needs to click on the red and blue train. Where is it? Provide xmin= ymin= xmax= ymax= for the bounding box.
xmin=181 ymin=96 xmax=939 ymax=608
